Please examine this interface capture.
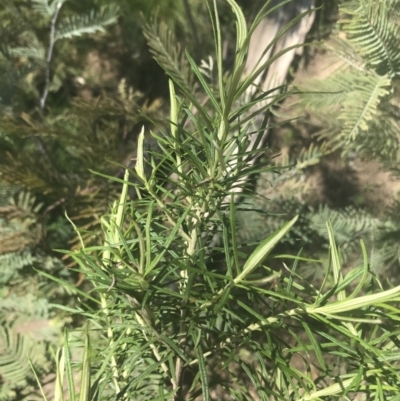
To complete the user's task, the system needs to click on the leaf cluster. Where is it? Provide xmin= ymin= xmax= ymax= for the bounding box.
xmin=35 ymin=1 xmax=400 ymax=400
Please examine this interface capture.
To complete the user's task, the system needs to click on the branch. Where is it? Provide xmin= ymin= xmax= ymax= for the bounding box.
xmin=34 ymin=1 xmax=68 ymax=183
xmin=39 ymin=1 xmax=63 ymax=113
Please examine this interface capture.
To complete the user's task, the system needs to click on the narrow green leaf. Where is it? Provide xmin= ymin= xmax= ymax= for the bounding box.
xmin=115 ymin=169 xmax=129 ymax=235
xmin=222 ymin=215 xmax=233 ymax=280
xmin=210 ymin=0 xmax=225 ymax=109
xmin=214 ymin=285 xmax=232 ymax=313
xmin=129 ymin=355 xmax=169 ymax=390
xmin=146 ymin=206 xmax=192 ymax=275
xmin=310 ymin=284 xmax=400 ymax=315
xmin=36 ymin=269 xmax=101 ymax=304
xmin=347 ymin=240 xmax=370 ymax=299
xmin=79 ymin=331 xmax=91 ymax=401
xmin=159 ymin=335 xmax=188 ymax=363
xmin=335 ymin=267 xmax=364 ymax=294
xmin=327 ymin=220 xmax=345 ymax=301
xmin=112 ymin=224 xmax=135 ymax=265
xmin=29 ymin=358 xmax=50 ymax=401
xmin=196 ymin=345 xmax=210 ymax=401
xmin=299 ymin=376 xmax=356 ymax=400
xmin=186 ymin=52 xmax=222 ymax=114
xmin=237 ymin=299 xmax=267 ymax=323
xmin=236 ymin=357 xmax=261 ymax=392
xmin=230 ymin=194 xmax=240 ymax=276
xmin=169 ymin=79 xmax=178 ymax=140
xmin=286 ymin=249 xmax=302 ymax=293
xmin=64 ymin=330 xmax=76 ymax=401
xmin=55 ymin=347 xmax=65 ymax=401
xmin=192 ymin=328 xmax=202 ymax=349
xmin=239 ymin=40 xmax=311 ymax=100
xmin=235 ymin=216 xmax=298 ymax=285
xmin=131 ymin=219 xmax=146 ymax=275
xmin=135 ymin=126 xmax=146 ymax=181
xmin=225 ymin=0 xmax=246 ymax=57
xmin=145 ymin=201 xmax=155 ymax=273
xmin=301 ymin=322 xmax=327 ymax=371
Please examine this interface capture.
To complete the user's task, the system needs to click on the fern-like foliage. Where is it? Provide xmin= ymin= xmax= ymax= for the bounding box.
xmin=305 ymin=203 xmax=400 ymax=275
xmin=55 ymin=5 xmax=119 ymax=40
xmin=340 ymin=72 xmax=391 ymax=141
xmin=296 ymin=0 xmax=400 ymax=150
xmin=0 ymin=295 xmax=56 ymax=401
xmin=0 ymin=251 xmax=36 ymax=284
xmin=253 ymin=142 xmax=329 ymax=195
xmin=32 ymin=0 xmax=66 ymax=18
xmin=305 ymin=205 xmax=377 ymax=268
xmin=142 ymin=19 xmax=197 ymax=97
xmin=341 ymin=0 xmax=400 ymax=77
xmin=0 ymin=189 xmax=43 ymax=256
xmin=308 ymin=205 xmax=375 ymax=245
xmin=209 ymin=0 xmax=400 ymax=284
xmin=282 ymin=0 xmax=400 ymax=278
xmin=0 ymin=185 xmax=70 ymax=400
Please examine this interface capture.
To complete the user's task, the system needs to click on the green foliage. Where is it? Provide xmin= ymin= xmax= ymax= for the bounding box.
xmin=0 ymin=251 xmax=36 ymax=284
xmin=32 ymin=1 xmax=400 ymax=400
xmin=0 ymin=1 xmax=233 ymax=395
xmin=0 ymin=1 xmax=223 ymax=400
xmin=341 ymin=0 xmax=400 ymax=77
xmin=142 ymin=19 xmax=197 ymax=95
xmin=54 ymin=4 xmax=119 ymax=40
xmin=2 ymin=0 xmax=400 ymax=399
xmin=0 ymin=0 xmax=153 ymax=250
xmin=297 ymin=0 xmax=400 ymax=153
xmin=47 ymin=162 xmax=400 ymax=399
xmin=309 ymin=202 xmax=400 ymax=275
xmin=0 ymin=324 xmax=49 ymax=401
xmin=0 ymin=185 xmax=71 ymax=400
xmin=241 ymin=0 xmax=400 ymax=281
xmin=0 ymin=1 xmax=123 ymax=396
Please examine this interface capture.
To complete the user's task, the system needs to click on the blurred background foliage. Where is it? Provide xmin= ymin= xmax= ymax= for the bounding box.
xmin=1 ymin=0 xmax=400 ymax=399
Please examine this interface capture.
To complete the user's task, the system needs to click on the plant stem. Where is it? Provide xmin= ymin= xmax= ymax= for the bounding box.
xmin=100 ymin=294 xmax=122 ymax=394
xmin=34 ymin=1 xmax=68 ymax=183
xmin=40 ymin=1 xmax=62 ymax=113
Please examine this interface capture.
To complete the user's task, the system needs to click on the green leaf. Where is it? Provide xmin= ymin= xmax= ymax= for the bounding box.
xmin=32 ymin=0 xmax=65 ymax=17
xmin=327 ymin=220 xmax=345 ymax=301
xmin=64 ymin=330 xmax=76 ymax=401
xmin=196 ymin=345 xmax=210 ymax=401
xmin=79 ymin=331 xmax=91 ymax=401
xmin=114 ymin=169 xmax=129 ymax=237
xmin=36 ymin=268 xmax=101 ymax=305
xmin=186 ymin=51 xmax=222 ymax=114
xmin=235 ymin=215 xmax=298 ymax=285
xmin=55 ymin=5 xmax=119 ymax=40
xmin=145 ymin=205 xmax=191 ymax=275
xmin=341 ymin=73 xmax=391 ymax=141
xmin=310 ymin=283 xmax=400 ymax=316
xmin=54 ymin=347 xmax=65 ymax=401
xmin=135 ymin=126 xmax=146 ymax=181
xmin=301 ymin=321 xmax=327 ymax=371
xmin=225 ymin=0 xmax=247 ymax=58
xmin=29 ymin=358 xmax=50 ymax=401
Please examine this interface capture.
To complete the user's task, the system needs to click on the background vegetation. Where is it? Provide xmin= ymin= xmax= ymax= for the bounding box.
xmin=1 ymin=0 xmax=400 ymax=400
